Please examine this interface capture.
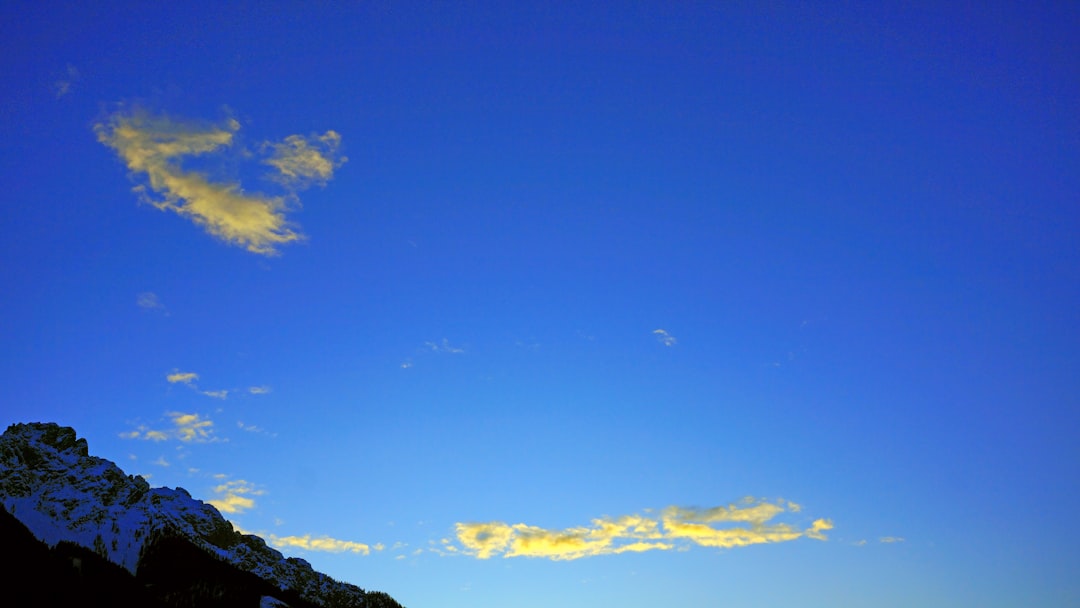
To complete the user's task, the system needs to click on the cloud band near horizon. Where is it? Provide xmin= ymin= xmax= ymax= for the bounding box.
xmin=447 ymin=498 xmax=831 ymax=561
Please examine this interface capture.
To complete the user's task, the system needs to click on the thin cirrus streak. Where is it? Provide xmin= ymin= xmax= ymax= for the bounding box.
xmin=234 ymin=525 xmax=375 ymax=556
xmin=445 ymin=498 xmax=832 ymax=561
xmin=165 ymin=370 xmax=229 ymax=399
xmin=95 ymin=108 xmax=345 ymax=255
xmin=265 ymin=533 xmax=373 ymax=555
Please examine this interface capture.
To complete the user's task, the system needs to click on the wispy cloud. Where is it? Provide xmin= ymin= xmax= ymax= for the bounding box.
xmin=54 ymin=64 xmax=79 ymax=99
xmin=136 ymin=291 xmax=167 ymax=313
xmin=424 ymin=339 xmax=465 ymax=354
xmin=169 ymin=412 xmax=217 ymax=442
xmin=264 ymin=533 xmax=372 ymax=555
xmin=879 ymin=536 xmax=905 ymax=543
xmin=95 ymin=108 xmax=344 ymax=255
xmin=208 ymin=479 xmax=264 ymax=514
xmin=653 ymin=329 xmax=677 ymax=347
xmin=119 ymin=426 xmax=169 ymax=442
xmin=248 ymin=385 xmax=271 ymax=395
xmin=120 ymin=411 xmax=220 ymax=443
xmin=237 ymin=420 xmax=277 ymax=438
xmin=167 ymin=371 xmax=199 ymax=384
xmin=447 ymin=498 xmax=830 ymax=561
xmin=166 ymin=370 xmax=229 ymax=399
xmin=263 ymin=131 xmax=346 ymax=188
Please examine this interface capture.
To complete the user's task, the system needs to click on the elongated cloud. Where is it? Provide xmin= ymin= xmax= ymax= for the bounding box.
xmin=95 ymin=109 xmax=343 ymax=255
xmin=424 ymin=338 xmax=465 ymax=354
xmin=167 ymin=371 xmax=198 ymax=384
xmin=266 ymin=533 xmax=372 ymax=555
xmin=450 ymin=498 xmax=830 ymax=561
xmin=166 ymin=370 xmax=228 ymax=399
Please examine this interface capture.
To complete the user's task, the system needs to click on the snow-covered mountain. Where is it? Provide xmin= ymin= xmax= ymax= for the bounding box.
xmin=0 ymin=422 xmax=403 ymax=608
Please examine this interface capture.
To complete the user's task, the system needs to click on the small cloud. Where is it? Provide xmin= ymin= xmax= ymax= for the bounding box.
xmin=152 ymin=456 xmax=170 ymax=467
xmin=54 ymin=64 xmax=79 ymax=99
xmin=121 ymin=411 xmax=219 ymax=443
xmin=208 ymin=479 xmax=264 ymax=514
xmin=879 ymin=536 xmax=905 ymax=543
xmin=96 ymin=108 xmax=343 ymax=255
xmin=248 ymin=385 xmax=271 ymax=395
xmin=804 ymin=518 xmax=834 ymax=541
xmin=853 ymin=539 xmax=868 ymax=546
xmin=263 ymin=131 xmax=346 ymax=189
xmin=119 ymin=425 xmax=169 ymax=442
xmin=136 ymin=291 xmax=167 ymax=312
xmin=449 ymin=498 xmax=828 ymax=561
xmin=166 ymin=370 xmax=229 ymax=399
xmin=237 ymin=420 xmax=277 ymax=438
xmin=400 ymin=361 xmax=413 ymax=369
xmin=653 ymin=329 xmax=677 ymax=347
xmin=169 ymin=412 xmax=217 ymax=442
xmin=424 ymin=339 xmax=465 ymax=354
xmin=167 ymin=371 xmax=199 ymax=384
xmin=265 ymin=533 xmax=371 ymax=555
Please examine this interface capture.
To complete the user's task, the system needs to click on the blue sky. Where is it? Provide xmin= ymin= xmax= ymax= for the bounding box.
xmin=2 ymin=2 xmax=1078 ymax=606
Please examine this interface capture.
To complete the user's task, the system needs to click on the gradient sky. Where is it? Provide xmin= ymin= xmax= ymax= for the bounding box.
xmin=2 ymin=2 xmax=1078 ymax=607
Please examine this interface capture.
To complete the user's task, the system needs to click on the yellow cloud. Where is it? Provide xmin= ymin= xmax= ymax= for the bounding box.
xmin=208 ymin=479 xmax=264 ymax=514
xmin=118 ymin=425 xmax=169 ymax=442
xmin=95 ymin=109 xmax=340 ymax=255
xmin=263 ymin=131 xmax=346 ymax=188
xmin=122 ymin=412 xmax=219 ymax=443
xmin=169 ymin=412 xmax=216 ymax=442
xmin=452 ymin=498 xmax=830 ymax=561
xmin=266 ymin=533 xmax=371 ymax=555
xmin=167 ymin=371 xmax=199 ymax=384
xmin=166 ymin=370 xmax=229 ymax=399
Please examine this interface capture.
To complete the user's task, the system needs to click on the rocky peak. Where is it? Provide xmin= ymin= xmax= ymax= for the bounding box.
xmin=3 ymin=422 xmax=89 ymax=457
xmin=0 ymin=421 xmax=404 ymax=608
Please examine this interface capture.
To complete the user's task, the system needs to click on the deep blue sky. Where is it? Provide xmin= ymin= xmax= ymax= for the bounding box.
xmin=2 ymin=2 xmax=1078 ymax=606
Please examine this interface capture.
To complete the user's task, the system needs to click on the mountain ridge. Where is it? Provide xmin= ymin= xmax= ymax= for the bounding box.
xmin=0 ymin=422 xmax=403 ymax=608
